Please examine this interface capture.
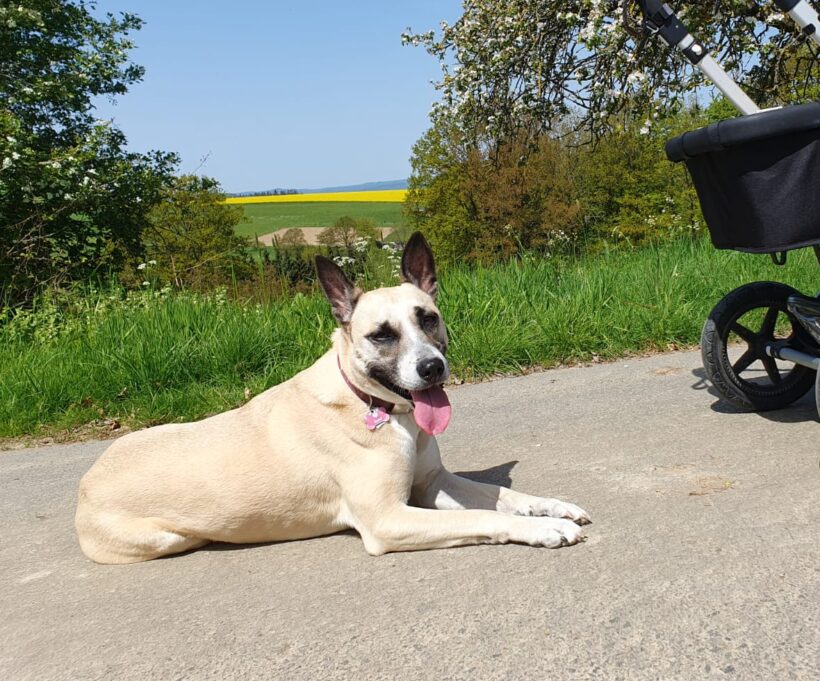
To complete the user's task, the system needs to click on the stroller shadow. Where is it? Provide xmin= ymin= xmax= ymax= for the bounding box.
xmin=691 ymin=367 xmax=818 ymax=424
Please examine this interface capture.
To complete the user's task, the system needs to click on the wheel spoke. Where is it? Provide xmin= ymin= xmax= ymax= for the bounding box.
xmin=760 ymin=307 xmax=780 ymax=338
xmin=732 ymin=349 xmax=756 ymax=375
xmin=761 ymin=355 xmax=782 ymax=384
xmin=731 ymin=322 xmax=756 ymax=343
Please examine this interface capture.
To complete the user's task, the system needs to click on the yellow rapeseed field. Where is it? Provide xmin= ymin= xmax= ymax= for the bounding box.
xmin=224 ymin=189 xmax=406 ymax=205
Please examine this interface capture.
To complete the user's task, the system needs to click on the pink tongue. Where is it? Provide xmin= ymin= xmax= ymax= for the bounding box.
xmin=410 ymin=386 xmax=452 ymax=436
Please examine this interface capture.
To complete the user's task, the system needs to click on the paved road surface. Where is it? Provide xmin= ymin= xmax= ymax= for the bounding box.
xmin=1 ymin=349 xmax=818 ymax=680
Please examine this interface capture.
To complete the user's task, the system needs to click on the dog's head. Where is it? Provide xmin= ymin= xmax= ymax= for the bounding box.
xmin=315 ymin=232 xmax=450 ymax=407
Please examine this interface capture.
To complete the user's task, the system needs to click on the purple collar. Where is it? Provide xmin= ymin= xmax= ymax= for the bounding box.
xmin=337 ymin=356 xmax=395 ymax=413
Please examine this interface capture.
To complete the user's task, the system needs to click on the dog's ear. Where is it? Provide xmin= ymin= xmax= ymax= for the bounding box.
xmin=401 ymin=232 xmax=437 ymax=299
xmin=315 ymin=256 xmax=360 ymax=325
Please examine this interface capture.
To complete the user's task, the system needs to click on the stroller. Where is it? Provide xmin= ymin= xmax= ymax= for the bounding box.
xmin=637 ymin=0 xmax=820 ymax=419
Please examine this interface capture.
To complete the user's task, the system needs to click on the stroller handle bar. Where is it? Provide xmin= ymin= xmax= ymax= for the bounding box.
xmin=637 ymin=1 xmax=820 ymax=116
xmin=774 ymin=0 xmax=820 ymax=43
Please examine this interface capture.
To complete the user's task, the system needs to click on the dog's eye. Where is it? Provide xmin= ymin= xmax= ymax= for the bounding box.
xmin=422 ymin=314 xmax=439 ymax=331
xmin=368 ymin=327 xmax=397 ymax=343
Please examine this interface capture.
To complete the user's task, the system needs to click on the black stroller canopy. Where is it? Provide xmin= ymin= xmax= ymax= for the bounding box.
xmin=666 ymin=101 xmax=820 ymax=161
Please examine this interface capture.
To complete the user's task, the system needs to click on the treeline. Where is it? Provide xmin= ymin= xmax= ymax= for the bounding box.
xmin=228 ymin=188 xmax=300 ymax=197
xmin=403 ymin=102 xmax=734 ymax=268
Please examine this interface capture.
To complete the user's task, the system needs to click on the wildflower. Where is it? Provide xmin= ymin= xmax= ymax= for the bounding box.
xmin=137 ymin=263 xmax=147 ymax=270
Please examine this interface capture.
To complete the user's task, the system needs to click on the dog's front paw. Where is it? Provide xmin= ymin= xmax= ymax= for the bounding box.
xmin=524 ymin=498 xmax=591 ymax=525
xmin=530 ymin=517 xmax=586 ymax=548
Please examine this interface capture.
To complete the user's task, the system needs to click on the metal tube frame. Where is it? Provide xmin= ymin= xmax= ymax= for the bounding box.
xmin=768 ymin=345 xmax=820 ymax=369
xmin=637 ymin=1 xmax=820 ymax=116
xmin=774 ymin=0 xmax=820 ymax=49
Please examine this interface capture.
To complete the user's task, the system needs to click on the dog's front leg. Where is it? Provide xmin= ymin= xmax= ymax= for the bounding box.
xmin=352 ymin=504 xmax=585 ymax=555
xmin=411 ymin=435 xmax=590 ymax=524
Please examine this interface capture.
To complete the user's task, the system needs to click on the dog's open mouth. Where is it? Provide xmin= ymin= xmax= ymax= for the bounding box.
xmin=375 ymin=377 xmax=413 ymax=402
xmin=374 ymin=376 xmax=452 ymax=436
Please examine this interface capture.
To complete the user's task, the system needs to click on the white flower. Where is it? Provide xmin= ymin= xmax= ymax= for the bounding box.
xmin=142 ymin=281 xmax=150 ymax=286
xmin=627 ymin=70 xmax=646 ymax=85
xmin=137 ymin=263 xmax=147 ymax=270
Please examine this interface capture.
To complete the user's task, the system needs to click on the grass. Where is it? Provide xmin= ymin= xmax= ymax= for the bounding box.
xmin=235 ymin=201 xmax=406 ymax=239
xmin=1 ymin=238 xmax=817 ymax=439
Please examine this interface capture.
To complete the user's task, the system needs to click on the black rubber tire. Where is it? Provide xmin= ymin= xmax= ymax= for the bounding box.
xmin=816 ymin=371 xmax=820 ymax=422
xmin=701 ymin=281 xmax=817 ymax=411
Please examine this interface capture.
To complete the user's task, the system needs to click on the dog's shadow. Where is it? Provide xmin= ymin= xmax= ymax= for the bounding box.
xmin=437 ymin=460 xmax=519 ymax=511
xmin=455 ymin=460 xmax=517 ymax=488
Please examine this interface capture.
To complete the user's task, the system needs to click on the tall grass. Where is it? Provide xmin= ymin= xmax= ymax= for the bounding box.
xmin=1 ymin=238 xmax=817 ymax=438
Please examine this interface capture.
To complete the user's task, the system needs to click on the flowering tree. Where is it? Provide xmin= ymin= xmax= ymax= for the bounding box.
xmin=0 ymin=1 xmax=177 ymax=304
xmin=403 ymin=0 xmax=819 ymax=140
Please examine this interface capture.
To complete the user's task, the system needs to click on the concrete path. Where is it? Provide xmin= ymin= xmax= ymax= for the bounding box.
xmin=1 ymin=349 xmax=818 ymax=681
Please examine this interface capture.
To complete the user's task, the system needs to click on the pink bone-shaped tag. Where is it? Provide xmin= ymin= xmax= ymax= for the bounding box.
xmin=364 ymin=406 xmax=391 ymax=430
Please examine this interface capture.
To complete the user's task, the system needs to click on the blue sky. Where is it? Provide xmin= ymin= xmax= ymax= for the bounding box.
xmin=92 ymin=1 xmax=461 ymax=193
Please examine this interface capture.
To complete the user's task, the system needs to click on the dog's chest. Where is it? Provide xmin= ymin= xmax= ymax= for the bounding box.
xmin=388 ymin=412 xmax=422 ymax=461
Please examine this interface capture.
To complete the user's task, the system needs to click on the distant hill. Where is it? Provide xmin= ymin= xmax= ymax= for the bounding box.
xmin=301 ymin=179 xmax=408 ymax=194
xmin=227 ymin=179 xmax=408 ymax=199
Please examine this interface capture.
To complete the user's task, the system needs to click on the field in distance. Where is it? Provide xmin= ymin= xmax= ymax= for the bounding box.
xmin=226 ymin=189 xmax=406 ymax=204
xmin=234 ymin=201 xmax=407 ymax=240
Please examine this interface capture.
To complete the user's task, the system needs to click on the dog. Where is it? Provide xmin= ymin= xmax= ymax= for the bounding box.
xmin=75 ymin=233 xmax=590 ymax=564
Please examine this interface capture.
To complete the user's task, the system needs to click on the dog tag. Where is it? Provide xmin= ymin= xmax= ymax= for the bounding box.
xmin=364 ymin=406 xmax=390 ymax=430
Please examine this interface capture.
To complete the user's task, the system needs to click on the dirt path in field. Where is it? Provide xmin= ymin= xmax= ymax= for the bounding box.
xmin=253 ymin=226 xmax=396 ymax=246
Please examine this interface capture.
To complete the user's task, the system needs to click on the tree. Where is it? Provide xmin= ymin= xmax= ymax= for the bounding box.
xmin=317 ymin=216 xmax=375 ymax=250
xmin=403 ymin=1 xmax=819 ymax=141
xmin=278 ymin=228 xmax=307 ymax=249
xmin=141 ymin=175 xmax=250 ymax=289
xmin=0 ymin=1 xmax=177 ymax=304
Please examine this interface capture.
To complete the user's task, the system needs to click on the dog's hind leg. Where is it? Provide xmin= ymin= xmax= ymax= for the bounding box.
xmin=76 ymin=511 xmax=208 ymax=564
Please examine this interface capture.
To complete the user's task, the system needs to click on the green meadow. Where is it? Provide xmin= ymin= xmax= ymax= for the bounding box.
xmin=234 ymin=201 xmax=406 ymax=239
xmin=2 ymin=238 xmax=817 ymax=440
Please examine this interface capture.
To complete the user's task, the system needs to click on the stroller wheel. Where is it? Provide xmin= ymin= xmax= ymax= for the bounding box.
xmin=701 ymin=282 xmax=817 ymax=411
xmin=816 ymin=371 xmax=820 ymax=421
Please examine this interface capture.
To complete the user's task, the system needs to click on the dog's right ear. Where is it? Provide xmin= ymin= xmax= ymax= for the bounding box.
xmin=315 ymin=256 xmax=360 ymax=325
xmin=401 ymin=232 xmax=438 ymax=300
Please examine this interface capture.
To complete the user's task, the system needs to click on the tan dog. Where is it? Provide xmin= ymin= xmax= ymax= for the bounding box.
xmin=76 ymin=233 xmax=589 ymax=564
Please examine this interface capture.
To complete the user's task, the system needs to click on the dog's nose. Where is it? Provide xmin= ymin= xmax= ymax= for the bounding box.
xmin=417 ymin=357 xmax=445 ymax=384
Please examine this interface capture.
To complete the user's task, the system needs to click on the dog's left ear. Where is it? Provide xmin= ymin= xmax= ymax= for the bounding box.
xmin=401 ymin=232 xmax=438 ymax=299
xmin=315 ymin=255 xmax=361 ymax=325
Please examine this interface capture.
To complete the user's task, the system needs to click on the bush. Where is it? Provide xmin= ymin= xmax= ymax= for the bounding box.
xmin=406 ymin=125 xmax=584 ymax=266
xmin=135 ymin=175 xmax=252 ymax=290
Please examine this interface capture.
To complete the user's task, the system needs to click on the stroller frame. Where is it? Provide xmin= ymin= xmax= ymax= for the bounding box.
xmin=637 ymin=0 xmax=820 ymax=417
